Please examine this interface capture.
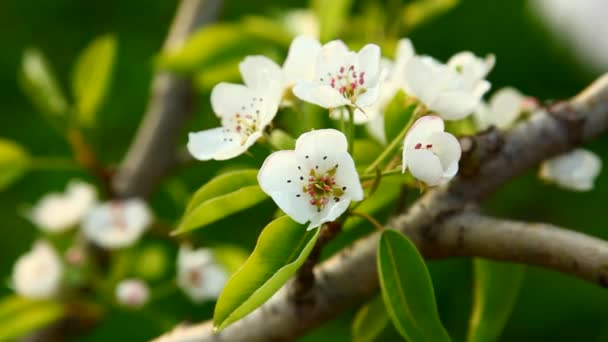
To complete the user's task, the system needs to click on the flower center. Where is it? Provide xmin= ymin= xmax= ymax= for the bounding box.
xmin=320 ymin=65 xmax=367 ymax=102
xmin=225 ymin=96 xmax=265 ymax=145
xmin=301 ymin=165 xmax=345 ymax=212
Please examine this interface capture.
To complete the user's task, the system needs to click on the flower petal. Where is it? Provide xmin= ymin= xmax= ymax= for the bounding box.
xmin=406 ymin=149 xmax=444 ymax=186
xmin=295 ymin=128 xmax=348 ymax=158
xmin=314 ymin=40 xmax=350 ymax=80
xmin=489 ymin=87 xmax=523 ymax=128
xmin=430 ymin=90 xmax=479 ymax=120
xmin=187 ymin=128 xmax=258 ymax=161
xmin=427 ymin=131 xmax=461 ymax=179
xmin=357 ymin=44 xmax=381 ymax=84
xmin=307 ymin=196 xmax=350 ymax=230
xmin=333 ymin=152 xmax=364 ymax=201
xmin=283 ymin=36 xmax=322 ymax=85
xmin=403 ymin=115 xmax=445 ymax=151
xmin=239 ymin=55 xmax=283 ymax=90
xmin=210 ymin=83 xmax=256 ymax=118
xmin=293 ymin=81 xmax=351 ymax=108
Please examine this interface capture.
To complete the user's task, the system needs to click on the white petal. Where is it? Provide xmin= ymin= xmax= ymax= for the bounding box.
xmin=427 ymin=131 xmax=461 ymax=179
xmin=257 ymin=150 xmax=316 ymax=223
xmin=12 ymin=241 xmax=63 ymax=299
xmin=315 ymin=40 xmax=350 ymax=79
xmin=295 ymin=129 xmax=348 ymax=158
xmin=293 ymin=81 xmax=351 ymax=108
xmin=473 ymin=101 xmax=492 ymax=130
xmin=406 ymin=149 xmax=444 ymax=186
xmin=307 ymin=197 xmax=350 ymax=230
xmin=355 ymin=68 xmax=387 ymax=109
xmin=239 ymin=55 xmax=283 ymax=90
xmin=333 ymin=152 xmax=364 ymax=201
xmin=540 ymin=149 xmax=602 ymax=191
xmin=187 ymin=128 xmax=259 ymax=161
xmin=283 ymin=36 xmax=322 ymax=85
xmin=404 ymin=57 xmax=437 ymax=104
xmin=489 ymin=87 xmax=524 ymax=129
xmin=357 ymin=44 xmax=381 ymax=83
xmin=116 ymin=279 xmax=150 ymax=308
xmin=430 ymin=90 xmax=479 ymax=120
xmin=210 ymin=83 xmax=256 ymax=118
xmin=403 ymin=115 xmax=445 ymax=150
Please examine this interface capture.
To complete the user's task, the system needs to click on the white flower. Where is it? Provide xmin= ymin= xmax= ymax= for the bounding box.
xmin=366 ymin=39 xmax=416 ymax=141
xmin=82 ymin=199 xmax=152 ymax=249
xmin=29 ymin=180 xmax=96 ymax=233
xmin=115 ymin=279 xmax=150 ymax=308
xmin=402 ymin=116 xmax=461 ymax=186
xmin=177 ymin=245 xmax=228 ymax=303
xmin=474 ymin=87 xmax=526 ymax=130
xmin=187 ymin=83 xmax=281 ymax=161
xmin=404 ymin=53 xmax=492 ymax=120
xmin=238 ymin=36 xmax=322 ymax=98
xmin=539 ymin=148 xmax=602 ymax=191
xmin=258 ymin=129 xmax=364 ymax=230
xmin=12 ymin=241 xmax=63 ymax=299
xmin=282 ymin=9 xmax=320 ymax=38
xmin=293 ymin=40 xmax=385 ymax=122
xmin=447 ymin=51 xmax=495 ymax=98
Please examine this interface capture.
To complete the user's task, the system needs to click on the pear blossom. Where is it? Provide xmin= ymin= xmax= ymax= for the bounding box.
xmin=115 ymin=279 xmax=150 ymax=308
xmin=404 ymin=52 xmax=493 ymax=120
xmin=29 ymin=180 xmax=96 ymax=233
xmin=187 ymin=83 xmax=281 ymax=161
xmin=177 ymin=245 xmax=228 ymax=303
xmin=258 ymin=129 xmax=364 ymax=230
xmin=12 ymin=241 xmax=63 ymax=299
xmin=366 ymin=39 xmax=415 ymax=141
xmin=293 ymin=40 xmax=385 ymax=122
xmin=82 ymin=199 xmax=152 ymax=249
xmin=539 ymin=149 xmax=602 ymax=191
xmin=474 ymin=87 xmax=528 ymax=130
xmin=402 ymin=116 xmax=461 ymax=186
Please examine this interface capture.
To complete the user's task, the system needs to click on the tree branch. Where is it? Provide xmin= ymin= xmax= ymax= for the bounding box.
xmin=112 ymin=0 xmax=223 ymax=198
xmin=154 ymin=74 xmax=608 ymax=342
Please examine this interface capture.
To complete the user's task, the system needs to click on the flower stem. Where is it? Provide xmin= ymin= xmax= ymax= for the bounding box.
xmin=364 ymin=106 xmax=421 ymax=174
xmin=347 ymin=107 xmax=355 ymax=155
xmin=349 ymin=211 xmax=384 ymax=231
xmin=359 ymin=168 xmax=403 ymax=181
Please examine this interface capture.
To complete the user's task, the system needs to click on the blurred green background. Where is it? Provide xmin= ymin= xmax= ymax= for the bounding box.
xmin=0 ymin=0 xmax=606 ymax=341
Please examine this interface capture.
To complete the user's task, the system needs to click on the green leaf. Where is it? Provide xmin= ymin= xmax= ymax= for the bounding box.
xmin=241 ymin=16 xmax=294 ymax=48
xmin=311 ymin=0 xmax=353 ymax=41
xmin=352 ymin=294 xmax=390 ymax=342
xmin=0 ymin=139 xmax=30 ymax=191
xmin=467 ymin=259 xmax=525 ymax=342
xmin=269 ymin=129 xmax=296 ymax=150
xmin=72 ymin=34 xmax=117 ymax=127
xmin=384 ymin=91 xmax=416 ymax=144
xmin=214 ymin=216 xmax=319 ymax=330
xmin=377 ymin=230 xmax=451 ymax=342
xmin=19 ymin=48 xmax=68 ymax=118
xmin=0 ymin=296 xmax=64 ymax=341
xmin=186 ymin=169 xmax=260 ymax=213
xmin=403 ymin=0 xmax=459 ymax=31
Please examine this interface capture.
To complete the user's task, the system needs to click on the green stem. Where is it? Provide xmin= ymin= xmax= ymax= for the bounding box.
xmin=364 ymin=107 xmax=420 ymax=174
xmin=29 ymin=157 xmax=80 ymax=170
xmin=359 ymin=168 xmax=403 ymax=181
xmin=347 ymin=107 xmax=355 ymax=155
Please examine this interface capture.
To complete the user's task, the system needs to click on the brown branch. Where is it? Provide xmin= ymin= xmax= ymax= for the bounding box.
xmin=154 ymin=74 xmax=608 ymax=342
xmin=112 ymin=0 xmax=223 ymax=198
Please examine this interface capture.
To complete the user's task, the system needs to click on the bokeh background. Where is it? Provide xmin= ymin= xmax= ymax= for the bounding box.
xmin=0 ymin=0 xmax=606 ymax=341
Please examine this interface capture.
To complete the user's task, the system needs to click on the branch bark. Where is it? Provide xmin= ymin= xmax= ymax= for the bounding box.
xmin=154 ymin=73 xmax=608 ymax=342
xmin=111 ymin=0 xmax=222 ymax=198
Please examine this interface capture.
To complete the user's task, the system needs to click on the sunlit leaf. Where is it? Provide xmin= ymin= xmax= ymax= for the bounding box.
xmin=384 ymin=91 xmax=416 ymax=143
xmin=403 ymin=0 xmax=459 ymax=31
xmin=19 ymin=48 xmax=68 ymax=118
xmin=0 ymin=296 xmax=64 ymax=341
xmin=352 ymin=294 xmax=390 ymax=342
xmin=0 ymin=139 xmax=30 ymax=191
xmin=212 ymin=245 xmax=250 ymax=274
xmin=241 ymin=16 xmax=294 ymax=48
xmin=377 ymin=230 xmax=451 ymax=342
xmin=214 ymin=216 xmax=319 ymax=330
xmin=467 ymin=259 xmax=525 ymax=342
xmin=72 ymin=34 xmax=117 ymax=127
xmin=311 ymin=0 xmax=353 ymax=41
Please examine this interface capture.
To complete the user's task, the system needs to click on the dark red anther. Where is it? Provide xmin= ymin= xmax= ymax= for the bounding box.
xmin=415 ymin=143 xmax=422 ymax=149
xmin=426 ymin=144 xmax=433 ymax=149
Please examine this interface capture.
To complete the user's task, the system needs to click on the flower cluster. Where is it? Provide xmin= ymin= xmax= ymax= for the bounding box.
xmin=177 ymin=245 xmax=228 ymax=302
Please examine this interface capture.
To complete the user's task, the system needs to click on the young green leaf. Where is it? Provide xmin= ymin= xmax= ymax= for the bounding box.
xmin=19 ymin=48 xmax=68 ymax=118
xmin=0 ymin=139 xmax=30 ymax=191
xmin=384 ymin=91 xmax=416 ymax=144
xmin=214 ymin=216 xmax=319 ymax=330
xmin=352 ymin=294 xmax=390 ymax=342
xmin=0 ymin=296 xmax=64 ymax=341
xmin=174 ymin=169 xmax=268 ymax=234
xmin=311 ymin=0 xmax=353 ymax=41
xmin=377 ymin=230 xmax=451 ymax=342
xmin=72 ymin=35 xmax=117 ymax=127
xmin=467 ymin=258 xmax=525 ymax=342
